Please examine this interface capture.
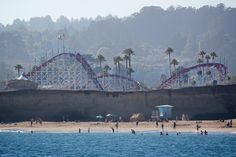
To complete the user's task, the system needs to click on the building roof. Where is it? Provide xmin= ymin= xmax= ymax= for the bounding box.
xmin=155 ymin=105 xmax=173 ymax=108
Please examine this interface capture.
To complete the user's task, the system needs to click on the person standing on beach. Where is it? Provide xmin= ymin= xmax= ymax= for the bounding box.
xmin=136 ymin=120 xmax=139 ymax=126
xmin=156 ymin=121 xmax=158 ymax=127
xmin=115 ymin=122 xmax=119 ymax=130
xmin=173 ymin=122 xmax=176 ymax=129
xmin=88 ymin=127 xmax=90 ymax=133
xmin=161 ymin=123 xmax=164 ymax=131
xmin=196 ymin=124 xmax=200 ymax=132
xmin=111 ymin=127 xmax=115 ymax=133
xmin=30 ymin=118 xmax=33 ymax=127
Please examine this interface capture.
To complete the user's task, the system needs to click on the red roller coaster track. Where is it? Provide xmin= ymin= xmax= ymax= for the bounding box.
xmin=159 ymin=63 xmax=228 ymax=89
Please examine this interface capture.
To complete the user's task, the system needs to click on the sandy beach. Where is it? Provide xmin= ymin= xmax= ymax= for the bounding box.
xmin=0 ymin=119 xmax=236 ymax=133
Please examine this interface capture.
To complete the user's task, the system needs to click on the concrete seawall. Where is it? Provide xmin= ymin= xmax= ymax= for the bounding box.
xmin=0 ymin=85 xmax=236 ymax=122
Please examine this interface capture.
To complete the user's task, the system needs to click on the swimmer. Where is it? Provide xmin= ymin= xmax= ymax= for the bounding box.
xmin=111 ymin=127 xmax=115 ymax=133
xmin=200 ymin=130 xmax=203 ymax=135
xmin=160 ymin=132 xmax=163 ymax=135
xmin=131 ymin=129 xmax=135 ymax=134
xmin=204 ymin=130 xmax=208 ymax=135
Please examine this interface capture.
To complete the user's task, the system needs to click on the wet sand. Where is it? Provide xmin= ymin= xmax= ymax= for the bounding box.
xmin=0 ymin=120 xmax=235 ymax=133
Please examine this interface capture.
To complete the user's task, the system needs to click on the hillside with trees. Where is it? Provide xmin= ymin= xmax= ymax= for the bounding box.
xmin=0 ymin=3 xmax=236 ymax=86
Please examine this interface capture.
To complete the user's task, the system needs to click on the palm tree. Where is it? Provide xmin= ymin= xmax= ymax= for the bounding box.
xmin=164 ymin=47 xmax=174 ymax=76
xmin=127 ymin=67 xmax=134 ymax=77
xmin=197 ymin=58 xmax=203 ymax=64
xmin=113 ymin=57 xmax=118 ymax=72
xmin=14 ymin=64 xmax=23 ymax=77
xmin=113 ymin=56 xmax=123 ymax=74
xmin=103 ymin=64 xmax=111 ymax=75
xmin=205 ymin=54 xmax=211 ymax=63
xmin=210 ymin=52 xmax=218 ymax=63
xmin=171 ymin=59 xmax=179 ymax=72
xmin=199 ymin=50 xmax=206 ymax=63
xmin=123 ymin=54 xmax=129 ymax=76
xmin=123 ymin=48 xmax=134 ymax=69
xmin=97 ymin=54 xmax=106 ymax=73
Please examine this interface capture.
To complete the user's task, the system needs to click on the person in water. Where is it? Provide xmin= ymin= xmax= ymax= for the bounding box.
xmin=200 ymin=130 xmax=203 ymax=135
xmin=78 ymin=128 xmax=81 ymax=133
xmin=111 ymin=127 xmax=115 ymax=133
xmin=204 ymin=130 xmax=208 ymax=135
xmin=88 ymin=127 xmax=90 ymax=133
xmin=131 ymin=129 xmax=135 ymax=134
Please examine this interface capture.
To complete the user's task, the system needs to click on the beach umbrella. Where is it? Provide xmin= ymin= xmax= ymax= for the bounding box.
xmin=96 ymin=115 xmax=104 ymax=121
xmin=106 ymin=113 xmax=117 ymax=122
xmin=106 ymin=113 xmax=116 ymax=117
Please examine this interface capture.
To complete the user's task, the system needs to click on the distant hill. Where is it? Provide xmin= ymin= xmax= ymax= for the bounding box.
xmin=0 ymin=3 xmax=236 ymax=86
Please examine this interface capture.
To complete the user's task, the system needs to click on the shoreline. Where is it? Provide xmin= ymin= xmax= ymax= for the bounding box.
xmin=0 ymin=120 xmax=235 ymax=134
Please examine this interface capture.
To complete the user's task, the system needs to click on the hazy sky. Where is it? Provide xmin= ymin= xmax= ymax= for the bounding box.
xmin=1 ymin=0 xmax=236 ymax=25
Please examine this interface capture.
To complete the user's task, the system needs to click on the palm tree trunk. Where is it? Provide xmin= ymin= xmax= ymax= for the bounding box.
xmin=129 ymin=54 xmax=131 ymax=69
xmin=118 ymin=62 xmax=120 ymax=74
xmin=125 ymin=59 xmax=128 ymax=77
xmin=100 ymin=61 xmax=102 ymax=74
xmin=17 ymin=69 xmax=20 ymax=77
xmin=169 ymin=54 xmax=171 ymax=76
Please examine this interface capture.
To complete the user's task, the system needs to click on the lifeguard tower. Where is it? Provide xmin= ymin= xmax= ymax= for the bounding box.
xmin=155 ymin=105 xmax=173 ymax=120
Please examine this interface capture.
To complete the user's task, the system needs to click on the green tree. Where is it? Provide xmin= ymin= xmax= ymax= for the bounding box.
xmin=205 ymin=54 xmax=211 ymax=63
xmin=103 ymin=64 xmax=111 ymax=75
xmin=14 ymin=64 xmax=23 ymax=77
xmin=123 ymin=48 xmax=134 ymax=78
xmin=127 ymin=67 xmax=134 ymax=77
xmin=199 ymin=50 xmax=206 ymax=63
xmin=96 ymin=54 xmax=106 ymax=73
xmin=164 ymin=47 xmax=174 ymax=77
xmin=210 ymin=52 xmax=218 ymax=63
xmin=123 ymin=54 xmax=129 ymax=76
xmin=171 ymin=58 xmax=179 ymax=72
xmin=197 ymin=58 xmax=203 ymax=64
xmin=113 ymin=56 xmax=123 ymax=74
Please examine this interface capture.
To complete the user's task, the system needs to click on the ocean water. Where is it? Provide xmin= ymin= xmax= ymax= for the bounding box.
xmin=0 ymin=131 xmax=236 ymax=157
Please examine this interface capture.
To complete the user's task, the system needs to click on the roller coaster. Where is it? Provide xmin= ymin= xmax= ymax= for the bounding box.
xmin=26 ymin=52 xmax=145 ymax=91
xmin=158 ymin=63 xmax=228 ymax=89
xmin=25 ymin=52 xmax=228 ymax=91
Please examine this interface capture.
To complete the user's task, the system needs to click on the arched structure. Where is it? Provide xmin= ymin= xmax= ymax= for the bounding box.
xmin=26 ymin=53 xmax=103 ymax=90
xmin=159 ymin=63 xmax=228 ymax=89
xmin=26 ymin=52 xmax=146 ymax=91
